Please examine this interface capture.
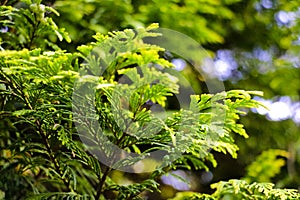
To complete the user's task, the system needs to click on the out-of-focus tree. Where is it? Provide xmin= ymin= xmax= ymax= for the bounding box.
xmin=1 ymin=0 xmax=299 ymax=199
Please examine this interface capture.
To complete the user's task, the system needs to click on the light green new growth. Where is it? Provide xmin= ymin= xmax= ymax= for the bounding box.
xmin=0 ymin=1 xmax=299 ymax=200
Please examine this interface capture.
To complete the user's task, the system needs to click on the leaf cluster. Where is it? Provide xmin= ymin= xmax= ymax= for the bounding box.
xmin=172 ymin=179 xmax=300 ymax=200
xmin=0 ymin=1 xmax=299 ymax=200
xmin=0 ymin=0 xmax=70 ymax=50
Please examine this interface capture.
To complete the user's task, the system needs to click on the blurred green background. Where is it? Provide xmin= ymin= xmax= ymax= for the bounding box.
xmin=1 ymin=0 xmax=300 ymax=199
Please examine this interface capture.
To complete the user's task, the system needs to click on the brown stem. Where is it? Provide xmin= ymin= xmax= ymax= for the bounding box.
xmin=95 ymin=166 xmax=111 ymax=200
xmin=36 ymin=120 xmax=73 ymax=191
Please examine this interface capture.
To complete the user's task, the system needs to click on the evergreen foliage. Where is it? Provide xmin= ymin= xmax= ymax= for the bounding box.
xmin=0 ymin=1 xmax=299 ymax=200
xmin=172 ymin=180 xmax=300 ymax=200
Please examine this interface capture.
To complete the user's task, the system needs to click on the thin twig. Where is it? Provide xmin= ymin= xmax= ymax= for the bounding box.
xmin=95 ymin=166 xmax=111 ymax=200
xmin=36 ymin=119 xmax=73 ymax=191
